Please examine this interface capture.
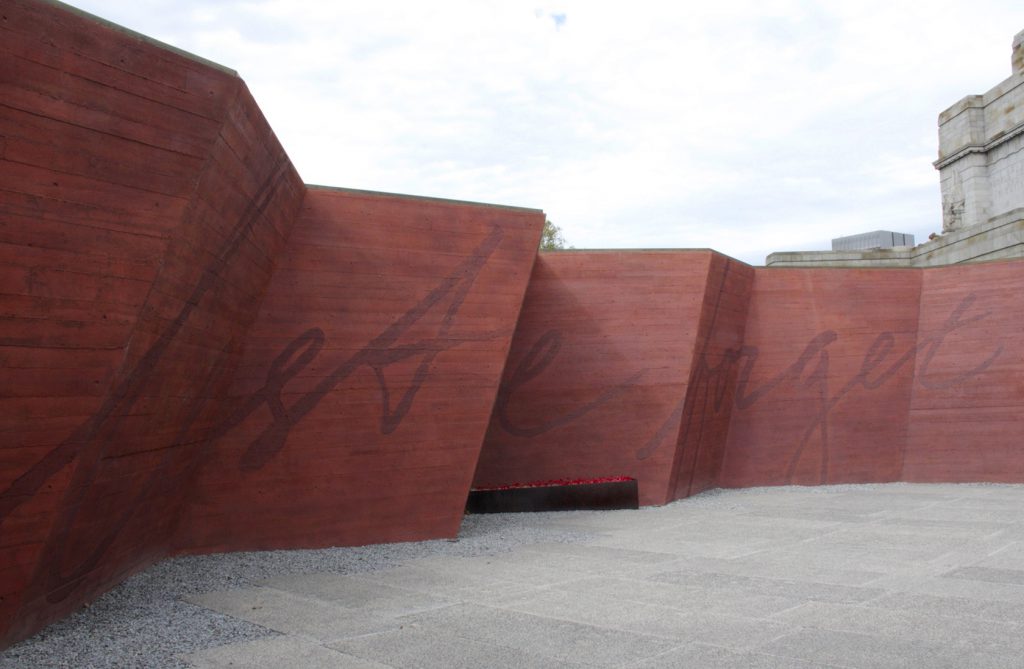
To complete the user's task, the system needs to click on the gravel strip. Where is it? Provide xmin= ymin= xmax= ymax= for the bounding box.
xmin=0 ymin=511 xmax=599 ymax=669
xmin=2 ymin=482 xmax=1019 ymax=668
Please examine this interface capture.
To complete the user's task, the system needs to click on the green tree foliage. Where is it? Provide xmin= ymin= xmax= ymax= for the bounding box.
xmin=539 ymin=218 xmax=567 ymax=251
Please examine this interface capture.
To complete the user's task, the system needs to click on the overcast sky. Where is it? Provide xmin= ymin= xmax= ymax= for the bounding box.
xmin=69 ymin=1 xmax=1023 ymax=264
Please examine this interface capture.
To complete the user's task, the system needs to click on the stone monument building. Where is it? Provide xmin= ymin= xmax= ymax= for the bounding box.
xmin=937 ymin=29 xmax=1024 ymax=232
xmin=767 ymin=29 xmax=1024 ymax=267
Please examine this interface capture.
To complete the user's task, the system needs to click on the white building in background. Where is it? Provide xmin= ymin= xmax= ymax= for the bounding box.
xmin=937 ymin=29 xmax=1024 ymax=233
xmin=767 ymin=30 xmax=1024 ymax=268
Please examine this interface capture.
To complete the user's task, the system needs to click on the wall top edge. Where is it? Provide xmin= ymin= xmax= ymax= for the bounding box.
xmin=762 ymin=263 xmax=922 ymax=271
xmin=541 ymin=248 xmax=755 ymax=266
xmin=934 ymin=119 xmax=1024 ymax=168
xmin=937 ymin=73 xmax=1024 ymax=124
xmin=304 ymin=184 xmax=545 ymax=214
xmin=543 ymin=248 xmax=716 ymax=253
xmin=45 ymin=0 xmax=239 ymax=76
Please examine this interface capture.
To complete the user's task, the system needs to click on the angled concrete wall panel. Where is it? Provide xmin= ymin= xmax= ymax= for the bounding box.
xmin=0 ymin=0 xmax=304 ymax=646
xmin=904 ymin=262 xmax=1024 ymax=482
xmin=473 ymin=251 xmax=714 ymax=506
xmin=176 ymin=189 xmax=542 ymax=552
xmin=719 ymin=269 xmax=923 ymax=488
xmin=668 ymin=254 xmax=754 ymax=500
xmin=6 ymin=0 xmax=1024 ymax=654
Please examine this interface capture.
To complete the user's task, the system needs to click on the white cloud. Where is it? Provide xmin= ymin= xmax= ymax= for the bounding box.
xmin=67 ymin=0 xmax=1024 ymax=264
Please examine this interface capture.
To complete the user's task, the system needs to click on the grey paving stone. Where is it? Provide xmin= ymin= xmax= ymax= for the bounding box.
xmin=757 ymin=544 xmax=932 ymax=574
xmin=715 ymin=554 xmax=887 ymax=586
xmin=758 ymin=627 xmax=1016 ymax=668
xmin=648 ymin=568 xmax=887 ymax=604
xmin=548 ymin=575 xmax=804 ymax=619
xmin=520 ymin=541 xmax=678 ymax=564
xmin=185 ymin=588 xmax=400 ymax=642
xmin=184 ymin=636 xmax=391 ymax=669
xmin=478 ymin=546 xmax=671 ymax=579
xmin=396 ymin=603 xmax=681 ymax=667
xmin=894 ymin=484 xmax=1009 ymax=497
xmin=352 ymin=563 xmax=538 ymax=604
xmin=835 ymin=489 xmax=960 ymax=504
xmin=531 ymin=509 xmax=679 ymax=532
xmin=922 ymin=534 xmax=1020 ymax=573
xmin=907 ymin=574 xmax=1024 ymax=603
xmin=592 ymin=533 xmax=776 ymax=559
xmin=328 ymin=624 xmax=587 ymax=668
xmin=945 ymin=496 xmax=1024 ymax=512
xmin=886 ymin=506 xmax=1024 ymax=524
xmin=943 ymin=565 xmax=1024 ymax=586
xmin=406 ymin=553 xmax=589 ymax=586
xmin=625 ymin=642 xmax=843 ymax=669
xmin=497 ymin=587 xmax=789 ymax=650
xmin=742 ymin=507 xmax=878 ymax=524
xmin=259 ymin=572 xmax=452 ymax=615
xmin=796 ymin=530 xmax=972 ymax=562
xmin=865 ymin=591 xmax=1024 ymax=623
xmin=770 ymin=601 xmax=1024 ymax=654
xmin=496 ymin=588 xmax=700 ymax=641
xmin=90 ymin=483 xmax=1024 ymax=668
xmin=977 ymin=541 xmax=1024 ymax=570
xmin=824 ymin=491 xmax=951 ymax=513
xmin=862 ymin=517 xmax=1014 ymax=539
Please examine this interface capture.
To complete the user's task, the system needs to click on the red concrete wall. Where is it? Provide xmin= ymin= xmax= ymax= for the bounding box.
xmin=175 ymin=189 xmax=542 ymax=552
xmin=719 ymin=268 xmax=923 ymax=488
xmin=668 ymin=254 xmax=754 ymax=499
xmin=5 ymin=0 xmax=1024 ymax=654
xmin=904 ymin=261 xmax=1024 ymax=482
xmin=473 ymin=251 xmax=717 ymax=506
xmin=0 ymin=0 xmax=304 ymax=646
xmin=0 ymin=0 xmax=540 ymax=648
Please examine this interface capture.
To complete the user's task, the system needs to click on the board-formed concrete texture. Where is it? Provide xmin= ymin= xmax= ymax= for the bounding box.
xmin=4 ymin=0 xmax=1024 ymax=653
xmin=176 ymin=187 xmax=541 ymax=554
xmin=0 ymin=0 xmax=541 ymax=648
xmin=479 ymin=257 xmax=1022 ymax=500
xmin=0 ymin=0 xmax=308 ymax=646
xmin=474 ymin=251 xmax=754 ymax=506
xmin=474 ymin=251 xmax=720 ymax=506
xmin=904 ymin=260 xmax=1024 ymax=484
xmin=720 ymin=268 xmax=923 ymax=488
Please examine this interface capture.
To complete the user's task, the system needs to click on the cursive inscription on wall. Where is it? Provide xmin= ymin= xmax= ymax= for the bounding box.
xmin=0 ymin=186 xmax=508 ymax=606
xmin=636 ymin=293 xmax=1003 ymax=487
xmin=225 ymin=224 xmax=509 ymax=469
xmin=494 ymin=329 xmax=645 ymax=438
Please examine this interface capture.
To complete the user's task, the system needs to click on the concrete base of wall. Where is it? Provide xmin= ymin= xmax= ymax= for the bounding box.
xmin=766 ymin=209 xmax=1024 ymax=268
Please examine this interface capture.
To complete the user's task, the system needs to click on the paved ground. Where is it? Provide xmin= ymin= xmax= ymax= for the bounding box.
xmin=181 ymin=483 xmax=1024 ymax=668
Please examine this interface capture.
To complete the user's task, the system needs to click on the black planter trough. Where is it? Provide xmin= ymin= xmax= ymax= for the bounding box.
xmin=466 ymin=476 xmax=639 ymax=513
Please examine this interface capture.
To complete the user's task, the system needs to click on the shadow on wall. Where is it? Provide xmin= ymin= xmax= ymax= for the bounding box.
xmin=478 ymin=260 xmax=1020 ymax=503
xmin=2 ymin=0 xmax=1024 ymax=652
xmin=0 ymin=0 xmax=542 ymax=649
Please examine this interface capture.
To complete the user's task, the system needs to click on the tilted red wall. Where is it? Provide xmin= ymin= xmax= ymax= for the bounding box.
xmin=0 ymin=1 xmax=542 ymax=647
xmin=473 ymin=251 xmax=737 ymax=506
xmin=477 ymin=257 xmax=1022 ymax=503
xmin=717 ymin=262 xmax=1022 ymax=490
xmin=719 ymin=268 xmax=923 ymax=488
xmin=176 ymin=188 xmax=542 ymax=552
xmin=0 ymin=0 xmax=306 ymax=644
xmin=5 ymin=0 xmax=1024 ymax=654
xmin=904 ymin=262 xmax=1024 ymax=482
xmin=668 ymin=254 xmax=754 ymax=499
